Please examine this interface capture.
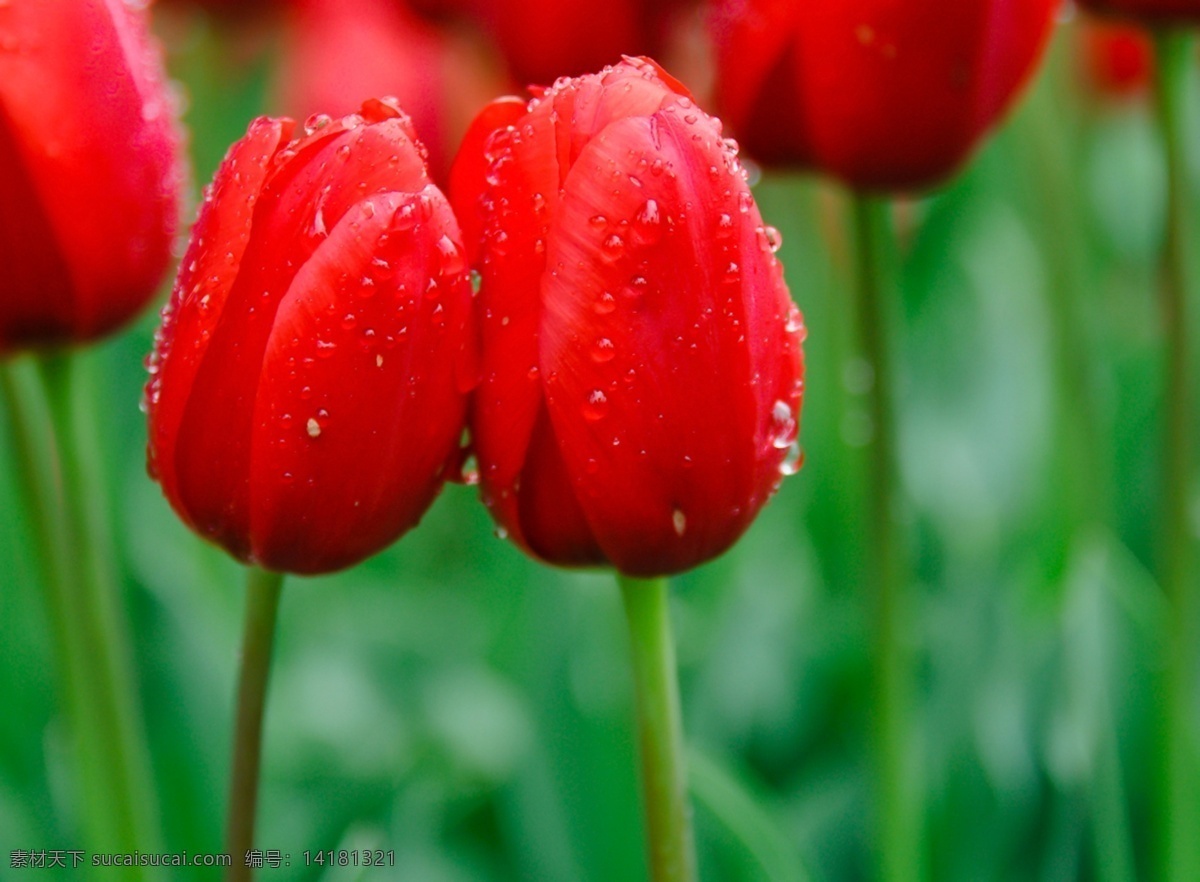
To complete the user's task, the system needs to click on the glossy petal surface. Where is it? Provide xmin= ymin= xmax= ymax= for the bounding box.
xmin=148 ymin=103 xmax=472 ymax=573
xmin=456 ymin=58 xmax=805 ymax=576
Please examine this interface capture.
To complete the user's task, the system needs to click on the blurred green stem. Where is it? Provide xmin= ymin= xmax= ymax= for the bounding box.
xmin=850 ymin=194 xmax=919 ymax=882
xmin=1152 ymin=28 xmax=1198 ymax=882
xmin=33 ymin=352 xmax=163 ymax=878
xmin=618 ymin=574 xmax=696 ymax=882
xmin=227 ymin=567 xmax=285 ymax=882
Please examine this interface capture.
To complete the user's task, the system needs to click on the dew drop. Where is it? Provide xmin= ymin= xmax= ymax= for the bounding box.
xmin=758 ymin=224 xmax=783 ymax=253
xmin=594 ymin=291 xmax=617 ymax=315
xmin=770 ymin=399 xmax=798 ymax=450
xmin=591 ymin=338 xmax=615 ymax=363
xmin=602 ymin=233 xmax=625 ymax=260
xmin=786 ymin=306 xmax=807 ymax=343
xmin=436 ymin=234 xmax=465 ymax=276
xmin=584 ymin=389 xmax=609 ymax=421
xmin=633 ymin=199 xmax=663 ymax=244
xmin=780 ymin=441 xmax=804 ymax=476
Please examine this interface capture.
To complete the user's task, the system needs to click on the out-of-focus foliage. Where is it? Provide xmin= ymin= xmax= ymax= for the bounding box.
xmin=0 ymin=5 xmax=1195 ymax=881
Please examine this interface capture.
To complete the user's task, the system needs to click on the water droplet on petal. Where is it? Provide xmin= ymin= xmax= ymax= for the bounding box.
xmin=594 ymin=291 xmax=617 ymax=315
xmin=770 ymin=399 xmax=798 ymax=450
xmin=591 ymin=338 xmax=615 ymax=363
xmin=436 ymin=234 xmax=465 ymax=276
xmin=780 ymin=442 xmax=803 ymax=476
xmin=584 ymin=389 xmax=609 ymax=421
xmin=602 ymin=234 xmax=625 ymax=260
xmin=633 ymin=199 xmax=662 ymax=245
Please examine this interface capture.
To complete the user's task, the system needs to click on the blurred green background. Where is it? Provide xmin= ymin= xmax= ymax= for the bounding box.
xmin=1 ymin=4 xmax=1196 ymax=881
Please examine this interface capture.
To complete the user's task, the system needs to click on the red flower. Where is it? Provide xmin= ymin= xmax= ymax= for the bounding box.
xmin=273 ymin=0 xmax=506 ymax=185
xmin=710 ymin=0 xmax=1059 ymax=191
xmin=0 ymin=0 xmax=182 ymax=350
xmin=1079 ymin=20 xmax=1153 ymax=98
xmin=146 ymin=101 xmax=475 ymax=574
xmin=451 ymin=57 xmax=805 ymax=577
xmin=1078 ymin=0 xmax=1200 ymax=23
xmin=472 ymin=0 xmax=683 ymax=88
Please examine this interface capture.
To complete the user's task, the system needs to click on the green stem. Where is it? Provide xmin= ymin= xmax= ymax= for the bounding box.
xmin=0 ymin=361 xmax=110 ymax=847
xmin=849 ymin=194 xmax=918 ymax=882
xmin=1152 ymin=28 xmax=1197 ymax=882
xmin=31 ymin=352 xmax=162 ymax=876
xmin=618 ymin=574 xmax=696 ymax=882
xmin=227 ymin=567 xmax=285 ymax=882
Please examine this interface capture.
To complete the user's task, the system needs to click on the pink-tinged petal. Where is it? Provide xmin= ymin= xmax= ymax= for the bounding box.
xmin=148 ymin=117 xmax=289 ymax=533
xmin=248 ymin=188 xmax=471 ymax=572
xmin=540 ymin=110 xmax=768 ymax=576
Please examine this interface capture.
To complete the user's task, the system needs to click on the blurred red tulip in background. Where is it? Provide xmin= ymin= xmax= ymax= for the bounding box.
xmin=0 ymin=0 xmax=183 ymax=351
xmin=1077 ymin=0 xmax=1200 ymax=23
xmin=147 ymin=101 xmax=475 ymax=574
xmin=710 ymin=0 xmax=1059 ymax=191
xmin=474 ymin=0 xmax=687 ymax=88
xmin=274 ymin=0 xmax=506 ymax=183
xmin=1078 ymin=20 xmax=1153 ymax=98
xmin=451 ymin=57 xmax=805 ymax=577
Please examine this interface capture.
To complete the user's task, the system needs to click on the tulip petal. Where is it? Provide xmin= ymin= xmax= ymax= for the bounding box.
xmin=248 ymin=187 xmax=471 ymax=572
xmin=540 ymin=109 xmax=784 ymax=575
xmin=149 ymin=117 xmax=289 ymax=540
xmin=0 ymin=0 xmax=181 ymax=339
xmin=469 ymin=101 xmax=564 ymax=555
xmin=171 ymin=115 xmax=428 ymax=560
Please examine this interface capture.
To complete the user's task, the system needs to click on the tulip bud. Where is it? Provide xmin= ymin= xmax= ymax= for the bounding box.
xmin=709 ymin=0 xmax=1059 ymax=191
xmin=0 ymin=0 xmax=183 ymax=350
xmin=146 ymin=101 xmax=475 ymax=574
xmin=451 ymin=57 xmax=805 ymax=578
xmin=1077 ymin=0 xmax=1200 ymax=23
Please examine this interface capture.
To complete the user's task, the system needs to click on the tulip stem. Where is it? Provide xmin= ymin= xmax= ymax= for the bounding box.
xmin=227 ymin=566 xmax=285 ymax=882
xmin=618 ymin=574 xmax=697 ymax=882
xmin=849 ymin=194 xmax=918 ymax=882
xmin=0 ymin=361 xmax=113 ymax=855
xmin=1152 ymin=28 xmax=1198 ymax=882
xmin=33 ymin=351 xmax=164 ymax=878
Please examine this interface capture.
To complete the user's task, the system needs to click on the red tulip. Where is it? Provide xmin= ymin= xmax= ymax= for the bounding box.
xmin=1078 ymin=0 xmax=1200 ymax=23
xmin=472 ymin=0 xmax=683 ymax=87
xmin=0 ymin=0 xmax=182 ymax=350
xmin=451 ymin=57 xmax=805 ymax=577
xmin=146 ymin=100 xmax=475 ymax=574
xmin=273 ymin=0 xmax=506 ymax=186
xmin=1079 ymin=20 xmax=1153 ymax=98
xmin=710 ymin=0 xmax=1059 ymax=191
